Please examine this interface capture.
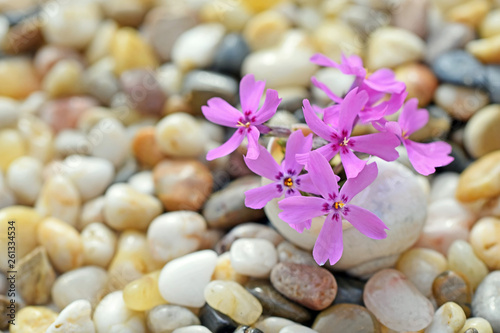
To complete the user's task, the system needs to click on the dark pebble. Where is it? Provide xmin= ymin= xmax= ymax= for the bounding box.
xmin=436 ymin=143 xmax=472 ymax=174
xmin=485 ymin=65 xmax=500 ymax=104
xmin=432 ymin=270 xmax=472 ymax=317
xmin=212 ymin=34 xmax=250 ymax=76
xmin=199 ymin=304 xmax=238 ymax=333
xmin=432 ymin=50 xmax=487 ymax=88
xmin=332 ymin=273 xmax=366 ymax=306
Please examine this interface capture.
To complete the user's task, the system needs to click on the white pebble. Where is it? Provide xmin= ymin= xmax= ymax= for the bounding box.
xmin=79 ymin=196 xmax=105 ymax=230
xmin=157 ymin=63 xmax=183 ymax=95
xmin=172 ymin=326 xmax=212 ymax=333
xmin=55 ymin=130 xmax=92 ymax=156
xmin=0 ymin=97 xmax=20 ymax=128
xmin=46 ymin=299 xmax=96 ymax=333
xmin=0 ymin=170 xmax=15 ymax=209
xmin=89 ymin=118 xmax=129 ymax=168
xmin=158 ymin=250 xmax=218 ymax=308
xmin=255 ymin=317 xmax=298 ymax=333
xmin=311 ymin=68 xmax=355 ymax=106
xmin=147 ymin=211 xmax=207 ymax=264
xmin=230 ymin=238 xmax=278 ymax=278
xmin=81 ymin=222 xmax=117 ymax=268
xmin=93 ymin=291 xmax=146 ymax=333
xmin=155 ymin=113 xmax=206 ymax=158
xmin=6 ymin=156 xmax=43 ymax=205
xmin=279 ymin=325 xmax=318 ymax=333
xmin=128 ymin=171 xmax=155 ymax=195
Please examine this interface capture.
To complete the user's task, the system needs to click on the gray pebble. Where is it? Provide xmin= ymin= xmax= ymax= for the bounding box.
xmin=472 ymin=271 xmax=500 ymax=332
xmin=432 ymin=50 xmax=487 ymax=88
xmin=212 ymin=34 xmax=250 ymax=76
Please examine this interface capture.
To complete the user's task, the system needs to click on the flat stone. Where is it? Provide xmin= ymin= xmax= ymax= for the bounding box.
xmin=432 ymin=270 xmax=472 ymax=317
xmin=16 ymin=247 xmax=55 ymax=305
xmin=199 ymin=304 xmax=238 ymax=333
xmin=470 ymin=217 xmax=500 ymax=270
xmin=456 ymin=151 xmax=500 ymax=202
xmin=312 ymin=303 xmax=380 ymax=333
xmin=431 ymin=50 xmax=487 ymax=88
xmin=147 ymin=305 xmax=200 ymax=333
xmin=212 ymin=34 xmax=250 ymax=75
xmin=230 ymin=238 xmax=278 ymax=278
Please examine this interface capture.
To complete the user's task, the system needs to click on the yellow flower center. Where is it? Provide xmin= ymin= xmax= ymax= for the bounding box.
xmin=402 ymin=130 xmax=409 ymax=140
xmin=340 ymin=137 xmax=350 ymax=146
xmin=237 ymin=121 xmax=251 ymax=128
xmin=334 ymin=201 xmax=345 ymax=210
xmin=283 ymin=177 xmax=293 ymax=188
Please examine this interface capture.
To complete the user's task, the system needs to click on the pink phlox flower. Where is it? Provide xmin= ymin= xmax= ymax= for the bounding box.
xmin=384 ymin=98 xmax=454 ymax=176
xmin=278 ymin=151 xmax=388 ymax=266
xmin=202 ymin=74 xmax=282 ymax=161
xmin=297 ymin=89 xmax=401 ymax=178
xmin=244 ymin=131 xmax=318 ymax=232
xmin=310 ymin=53 xmax=407 ymax=123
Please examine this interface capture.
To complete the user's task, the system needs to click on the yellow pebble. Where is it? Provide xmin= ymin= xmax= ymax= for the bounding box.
xmin=470 ymin=217 xmax=500 ymax=270
xmin=123 ymin=270 xmax=167 ymax=311
xmin=10 ymin=306 xmax=57 ymax=333
xmin=466 ymin=35 xmax=500 ymax=64
xmin=459 ymin=317 xmax=493 ymax=333
xmin=0 ymin=129 xmax=26 ymax=172
xmin=243 ymin=11 xmax=290 ymax=51
xmin=447 ymin=240 xmax=489 ymax=290
xmin=212 ymin=252 xmax=249 ymax=285
xmin=456 ymin=150 xmax=500 ymax=202
xmin=240 ymin=0 xmax=283 ymax=13
xmin=446 ymin=0 xmax=490 ymax=28
xmin=0 ymin=58 xmax=40 ymax=100
xmin=42 ymin=59 xmax=84 ymax=98
xmin=479 ymin=9 xmax=500 ymax=38
xmin=111 ymin=27 xmax=158 ymax=75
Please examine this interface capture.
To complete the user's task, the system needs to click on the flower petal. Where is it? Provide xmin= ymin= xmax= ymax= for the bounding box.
xmin=306 ymin=150 xmax=340 ymax=199
xmin=303 ymin=99 xmax=336 ymax=141
xmin=405 ymin=140 xmax=453 ymax=176
xmin=343 ymin=204 xmax=388 ymax=239
xmin=399 ymin=98 xmax=429 ymax=136
xmin=244 ymin=145 xmax=281 ymax=180
xmin=310 ymin=53 xmax=339 ymax=68
xmin=206 ymin=130 xmax=245 ymax=160
xmin=339 ymin=88 xmax=368 ymax=135
xmin=240 ymin=74 xmax=265 ymax=113
xmin=202 ymin=98 xmax=242 ymax=127
xmin=283 ymin=130 xmax=313 ymax=174
xmin=278 ymin=196 xmax=327 ymax=225
xmin=340 ymin=162 xmax=378 ymax=202
xmin=313 ymin=213 xmax=343 ymax=266
xmin=244 ymin=183 xmax=283 ymax=209
xmin=311 ymin=77 xmax=343 ymax=104
xmin=323 ymin=104 xmax=340 ymax=128
xmin=295 ymin=174 xmax=320 ymax=195
xmin=364 ymin=68 xmax=406 ymax=94
xmin=340 ymin=148 xmax=367 ymax=179
xmin=288 ymin=219 xmax=312 ymax=233
xmin=296 ymin=143 xmax=339 ymax=166
xmin=254 ymin=89 xmax=281 ymax=124
xmin=245 ymin=126 xmax=261 ymax=160
xmin=351 ymin=132 xmax=400 ymax=161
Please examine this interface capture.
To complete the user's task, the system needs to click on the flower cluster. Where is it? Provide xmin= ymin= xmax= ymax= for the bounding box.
xmin=202 ymin=54 xmax=453 ymax=266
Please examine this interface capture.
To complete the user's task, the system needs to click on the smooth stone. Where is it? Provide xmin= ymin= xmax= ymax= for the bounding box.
xmin=430 ymin=173 xmax=460 ymax=202
xmin=364 ymin=269 xmax=434 ymax=331
xmin=153 ymin=159 xmax=213 ymax=211
xmin=147 ymin=211 xmax=207 ymax=264
xmin=173 ymin=326 xmax=212 ymax=333
xmin=431 ymin=50 xmax=487 ymax=88
xmin=424 ymin=302 xmax=466 ymax=333
xmin=432 ymin=270 xmax=472 ymax=317
xmin=332 ymin=274 xmax=366 ymax=306
xmin=10 ymin=306 xmax=58 ymax=333
xmin=410 ymin=105 xmax=452 ymax=141
xmin=42 ymin=59 xmax=84 ymax=98
xmin=203 ymin=176 xmax=265 ymax=229
xmin=100 ymin=0 xmax=150 ymax=26
xmin=272 ymin=88 xmax=309 ymax=113
xmin=129 ymin=171 xmax=155 ymax=195
xmin=155 ymin=112 xmax=206 ymax=158
xmin=446 ymin=0 xmax=490 ymax=28
xmin=480 ymin=8 xmax=500 ymax=38
xmin=234 ymin=326 xmax=264 ymax=333
xmin=93 ymin=291 xmax=146 ymax=333
xmin=81 ymin=222 xmax=117 ymax=268
xmin=270 ymin=262 xmax=337 ymax=311
xmin=434 ymin=84 xmax=489 ymax=121
xmin=111 ymin=27 xmax=158 ymax=75
xmin=89 ymin=118 xmax=129 ymax=168
xmin=85 ymin=19 xmax=118 ymax=64
xmin=426 ymin=23 xmax=475 ymax=63
xmin=448 ymin=240 xmax=489 ymax=291
xmin=3 ymin=16 xmax=43 ymax=55
xmin=311 ymin=20 xmax=361 ymax=63
xmin=243 ymin=11 xmax=290 ymax=51
xmin=245 ymin=280 xmax=311 ymax=323
xmin=0 ymin=170 xmax=15 ymax=209
xmin=0 ymin=129 xmax=26 ymax=172
xmin=391 ymin=0 xmax=428 ymax=37
xmin=123 ymin=271 xmax=166 ymax=312
xmin=464 ymin=104 xmax=500 ymax=158
xmin=157 ymin=63 xmax=183 ymax=95
xmin=466 ymin=35 xmax=500 ymax=64
xmin=6 ymin=156 xmax=42 ymax=205
xmin=215 ymin=223 xmax=283 ymax=254
xmin=79 ymin=196 xmax=105 ymax=230
xmin=39 ymin=96 xmax=99 ymax=133
xmin=472 ymin=271 xmax=500 ymax=332
xmin=172 ymin=23 xmax=226 ymax=71
xmin=34 ymin=45 xmax=84 ymax=78
xmin=279 ymin=325 xmax=318 ymax=333
xmin=213 ymin=251 xmax=248 ymax=285
xmin=0 ymin=97 xmax=19 ymax=128
xmin=199 ymin=0 xmax=251 ymax=31
xmin=230 ymin=238 xmax=278 ymax=278
xmin=159 ymin=250 xmax=218 ymax=308
xmin=17 ymin=112 xmax=54 ymax=164
xmin=46 ymin=299 xmax=95 ymax=333
xmin=456 ymin=151 xmax=500 ymax=202
xmin=104 ymin=183 xmax=162 ymax=231
xmin=366 ymin=26 xmax=425 ymax=70
xmin=485 ymin=65 xmax=500 ymax=103
xmin=54 ymin=130 xmax=92 ymax=157
xmin=396 ymin=248 xmax=448 ymax=298
xmin=120 ymin=69 xmax=166 ymax=117
xmin=147 ymin=305 xmax=200 ymax=333
xmin=17 ymin=247 xmax=55 ymax=305
xmin=459 ymin=318 xmax=494 ymax=333
xmin=470 ymin=217 xmax=500 ymax=270
xmin=312 ymin=303 xmax=380 ymax=333
xmin=276 ymin=241 xmax=316 ymax=267
xmin=82 ymin=57 xmax=120 ymax=105
xmin=114 ymin=156 xmax=139 ymax=183
xmin=199 ymin=304 xmax=238 ymax=333
xmin=255 ymin=317 xmax=298 ymax=333
xmin=0 ymin=58 xmax=40 ymax=100
xmin=131 ymin=127 xmax=167 ymax=168
xmin=213 ymin=34 xmax=250 ymax=75
xmin=394 ymin=63 xmax=438 ymax=107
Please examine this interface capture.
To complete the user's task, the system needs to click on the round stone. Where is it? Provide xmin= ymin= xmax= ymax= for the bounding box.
xmin=6 ymin=156 xmax=43 ymax=205
xmin=42 ymin=59 xmax=84 ymax=98
xmin=394 ymin=63 xmax=438 ymax=107
xmin=10 ymin=306 xmax=58 ymax=333
xmin=123 ymin=271 xmax=166 ymax=312
xmin=81 ymin=222 xmax=117 ymax=268
xmin=432 ymin=270 xmax=472 ymax=317
xmin=0 ymin=58 xmax=40 ymax=100
xmin=472 ymin=271 xmax=500 ymax=332
xmin=93 ymin=291 xmax=146 ymax=333
xmin=459 ymin=317 xmax=494 ymax=333
xmin=147 ymin=305 xmax=200 ymax=333
xmin=312 ymin=303 xmax=380 ymax=333
xmin=447 ymin=240 xmax=489 ymax=291
xmin=46 ymin=299 xmax=95 ymax=333
xmin=39 ymin=96 xmax=98 ymax=134
xmin=470 ymin=217 xmax=500 ymax=270
xmin=456 ymin=151 xmax=500 ymax=202
xmin=463 ymin=104 xmax=500 ymax=158
xmin=230 ymin=238 xmax=278 ymax=278
xmin=128 ymin=171 xmax=155 ymax=195
xmin=425 ymin=302 xmax=466 ymax=333
xmin=243 ymin=11 xmax=290 ymax=51
xmin=132 ymin=127 xmax=167 ymax=168
xmin=434 ymin=84 xmax=489 ymax=122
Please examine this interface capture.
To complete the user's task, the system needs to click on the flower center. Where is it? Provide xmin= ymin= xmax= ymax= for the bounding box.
xmin=237 ymin=121 xmax=251 ymax=128
xmin=339 ymin=137 xmax=350 ymax=146
xmin=333 ymin=201 xmax=345 ymax=210
xmin=283 ymin=177 xmax=293 ymax=188
xmin=402 ymin=130 xmax=409 ymax=140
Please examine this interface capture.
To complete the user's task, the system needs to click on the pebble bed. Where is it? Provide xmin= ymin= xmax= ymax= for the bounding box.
xmin=0 ymin=0 xmax=500 ymax=332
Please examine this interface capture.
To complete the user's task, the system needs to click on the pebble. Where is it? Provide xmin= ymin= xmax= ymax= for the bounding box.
xmin=203 ymin=176 xmax=265 ymax=229
xmin=279 ymin=325 xmax=318 ymax=333
xmin=111 ymin=27 xmax=158 ymax=75
xmin=312 ymin=20 xmax=361 ymax=63
xmin=172 ymin=23 xmax=226 ymax=70
xmin=172 ymin=326 xmax=212 ymax=333
xmin=434 ymin=84 xmax=490 ymax=121
xmin=89 ymin=118 xmax=129 ymax=168
xmin=4 ymin=16 xmax=43 ymax=55
xmin=432 ymin=270 xmax=472 ymax=317
xmin=10 ymin=306 xmax=58 ymax=333
xmin=363 ymin=269 xmax=434 ymax=331
xmin=103 ymin=183 xmax=162 ymax=231
xmin=82 ymin=58 xmax=120 ymax=105
xmin=394 ymin=63 xmax=438 ymax=107
xmin=255 ymin=317 xmax=297 ymax=333
xmin=245 ymin=280 xmax=311 ymax=323
xmin=113 ymin=156 xmax=138 ymax=183
xmin=366 ymin=26 xmax=425 ymax=71
xmin=270 ymin=262 xmax=337 ymax=311
xmin=6 ymin=156 xmax=42 ymax=205
xmin=153 ymin=159 xmax=213 ymax=211
xmin=276 ymin=241 xmax=316 ymax=267
xmin=200 ymin=0 xmax=251 ymax=31
xmin=54 ymin=130 xmax=92 ymax=157
xmin=35 ymin=174 xmax=81 ymax=227
xmin=395 ymin=248 xmax=448 ymax=298
xmin=128 ymin=171 xmax=155 ymax=195
xmin=79 ymin=196 xmax=105 ymax=230
xmin=312 ymin=303 xmax=380 ymax=333
xmin=123 ymin=271 xmax=166 ymax=312
xmin=159 ymin=250 xmax=218 ymax=308
xmin=464 ymin=104 xmax=500 ymax=158
xmin=120 ymin=69 xmax=167 ymax=117
xmin=426 ymin=22 xmax=475 ymax=62
xmin=0 ymin=58 xmax=40 ymax=100
xmin=199 ymin=304 xmax=238 ymax=333
xmin=0 ymin=170 xmax=15 ymax=209
xmin=0 ymin=97 xmax=19 ymax=129
xmin=447 ymin=240 xmax=489 ymax=291
xmin=472 ymin=271 xmax=500 ymax=332
xmin=204 ymin=280 xmax=262 ymax=325
xmin=410 ymin=105 xmax=452 ymax=141
xmin=100 ymin=0 xmax=149 ymax=27
xmin=230 ymin=238 xmax=278 ymax=278
xmin=466 ymin=35 xmax=500 ymax=64
xmin=147 ymin=305 xmax=200 ymax=333
xmin=431 ymin=50 xmax=487 ymax=88
xmin=85 ymin=20 xmax=118 ymax=64
xmin=243 ymin=11 xmax=290 ymax=51
xmin=155 ymin=112 xmax=206 ymax=158
xmin=81 ymin=222 xmax=117 ymax=268
xmin=470 ymin=217 xmax=500 ymax=270
xmin=0 ymin=129 xmax=26 ymax=172
xmin=42 ymin=59 xmax=84 ymax=98
xmin=391 ymin=0 xmax=428 ymax=37
xmin=16 ymin=247 xmax=55 ymax=305
xmin=332 ymin=274 xmax=366 ymax=306
xmin=446 ymin=0 xmax=490 ymax=28
xmin=459 ymin=318 xmax=494 ymax=333
xmin=456 ymin=151 xmax=500 ymax=202
xmin=216 ymin=223 xmax=284 ymax=254
xmin=46 ymin=299 xmax=95 ymax=333
xmin=39 ymin=96 xmax=99 ymax=133
xmin=485 ymin=65 xmax=500 ymax=103
xmin=34 ymin=45 xmax=85 ymax=78
xmin=480 ymin=8 xmax=500 ymax=38
xmin=147 ymin=211 xmax=207 ymax=264
xmin=424 ymin=302 xmax=466 ymax=333
xmin=234 ymin=326 xmax=264 ymax=333
xmin=213 ymin=33 xmax=250 ymax=75
xmin=131 ymin=127 xmax=167 ymax=168
xmin=93 ymin=291 xmax=146 ymax=333
xmin=18 ymin=112 xmax=54 ymax=165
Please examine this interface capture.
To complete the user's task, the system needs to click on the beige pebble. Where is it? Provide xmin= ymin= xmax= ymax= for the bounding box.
xmin=470 ymin=217 xmax=500 ymax=270
xmin=111 ymin=27 xmax=158 ymax=75
xmin=78 ymin=196 xmax=105 ymax=230
xmin=463 ymin=104 xmax=500 ymax=158
xmin=212 ymin=252 xmax=249 ymax=285
xmin=17 ymin=114 xmax=54 ymax=164
xmin=81 ymin=222 xmax=117 ymax=268
xmin=123 ymin=270 xmax=167 ymax=311
xmin=200 ymin=1 xmax=251 ymax=32
xmin=0 ymin=58 xmax=40 ymax=100
xmin=448 ymin=240 xmax=489 ymax=290
xmin=480 ymin=8 xmax=500 ymax=38
xmin=10 ymin=306 xmax=58 ymax=333
xmin=312 ymin=20 xmax=362 ymax=62
xmin=424 ymin=302 xmax=466 ymax=333
xmin=86 ymin=19 xmax=118 ymax=64
xmin=0 ymin=129 xmax=26 ymax=172
xmin=0 ymin=97 xmax=20 ymax=129
xmin=42 ymin=59 xmax=84 ymax=98
xmin=131 ymin=126 xmax=167 ymax=168
xmin=255 ymin=317 xmax=298 ymax=333
xmin=6 ymin=156 xmax=43 ymax=205
xmin=243 ymin=11 xmax=290 ymax=51
xmin=446 ymin=0 xmax=490 ymax=28
xmin=46 ymin=299 xmax=96 ymax=333
xmin=93 ymin=290 xmax=146 ymax=333
xmin=434 ymin=84 xmax=490 ymax=122
xmin=89 ymin=118 xmax=129 ymax=168
xmin=456 ymin=150 xmax=500 ymax=202
xmin=459 ymin=317 xmax=493 ymax=333
xmin=466 ymin=35 xmax=500 ymax=64
xmin=37 ymin=217 xmax=84 ymax=272
xmin=17 ymin=247 xmax=56 ymax=305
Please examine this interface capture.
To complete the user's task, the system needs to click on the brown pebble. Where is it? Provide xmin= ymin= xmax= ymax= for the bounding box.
xmin=395 ymin=63 xmax=438 ymax=107
xmin=3 ymin=17 xmax=44 ymax=54
xmin=39 ymin=96 xmax=99 ymax=133
xmin=120 ymin=69 xmax=166 ymax=117
xmin=432 ymin=270 xmax=472 ymax=317
xmin=456 ymin=150 xmax=500 ymax=202
xmin=132 ymin=127 xmax=167 ymax=168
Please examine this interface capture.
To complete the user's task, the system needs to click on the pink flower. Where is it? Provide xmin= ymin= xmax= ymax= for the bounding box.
xmin=385 ymin=98 xmax=454 ymax=176
xmin=278 ymin=151 xmax=388 ymax=266
xmin=202 ymin=74 xmax=282 ymax=161
xmin=244 ymin=130 xmax=317 ymax=217
xmin=298 ymin=89 xmax=401 ymax=178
